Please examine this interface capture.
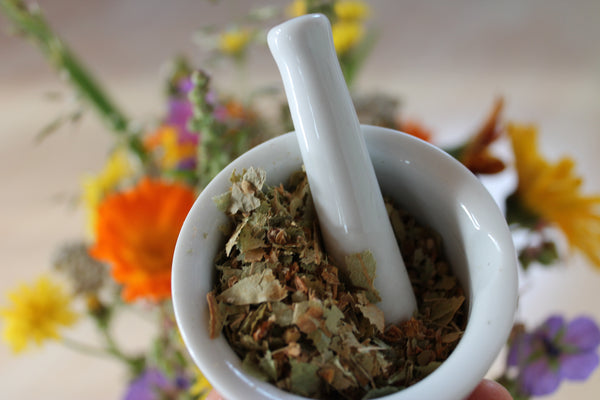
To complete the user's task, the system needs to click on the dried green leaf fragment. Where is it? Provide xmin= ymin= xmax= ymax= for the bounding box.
xmin=213 ymin=191 xmax=232 ymax=213
xmin=228 ymin=167 xmax=267 ymax=214
xmin=217 ymin=269 xmax=287 ymax=305
xmin=207 ymin=170 xmax=467 ymax=399
xmin=289 ymin=359 xmax=322 ymax=397
xmin=358 ymin=302 xmax=385 ymax=333
xmin=426 ymin=296 xmax=465 ymax=326
xmin=345 ymin=250 xmax=381 ymax=303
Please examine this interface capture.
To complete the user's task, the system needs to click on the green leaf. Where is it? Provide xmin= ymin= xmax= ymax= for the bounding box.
xmin=362 ymin=386 xmax=400 ymax=399
xmin=258 ymin=350 xmax=278 ymax=381
xmin=217 ymin=269 xmax=287 ymax=305
xmin=241 ymin=354 xmax=269 ymax=381
xmin=518 ymin=241 xmax=559 ymax=270
xmin=345 ymin=250 xmax=381 ymax=302
xmin=357 ymin=302 xmax=385 ymax=333
xmin=213 ymin=192 xmax=232 ymax=213
xmin=237 ymin=224 xmax=265 ymax=253
xmin=425 ymin=296 xmax=465 ymax=326
xmin=505 ymin=192 xmax=542 ymax=229
xmin=289 ymin=359 xmax=321 ymax=397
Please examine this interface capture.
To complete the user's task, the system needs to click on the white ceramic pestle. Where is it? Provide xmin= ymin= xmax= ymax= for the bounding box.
xmin=267 ymin=14 xmax=416 ymax=323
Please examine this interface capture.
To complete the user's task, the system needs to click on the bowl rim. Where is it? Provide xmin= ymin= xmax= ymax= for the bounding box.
xmin=172 ymin=125 xmax=518 ymax=400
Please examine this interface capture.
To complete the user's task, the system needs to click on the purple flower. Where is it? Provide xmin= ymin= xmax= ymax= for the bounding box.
xmin=123 ymin=368 xmax=189 ymax=400
xmin=165 ymin=77 xmax=221 ymax=144
xmin=166 ymin=98 xmax=195 ymax=140
xmin=177 ymin=77 xmax=195 ymax=94
xmin=508 ymin=315 xmax=600 ymax=396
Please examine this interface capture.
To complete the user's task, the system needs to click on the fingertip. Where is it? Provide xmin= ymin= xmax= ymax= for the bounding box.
xmin=205 ymin=389 xmax=225 ymax=400
xmin=466 ymin=379 xmax=513 ymax=400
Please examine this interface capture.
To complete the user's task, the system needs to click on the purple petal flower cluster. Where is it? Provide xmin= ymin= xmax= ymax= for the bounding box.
xmin=166 ymin=77 xmax=198 ymax=144
xmin=166 ymin=98 xmax=195 ymax=140
xmin=123 ymin=368 xmax=189 ymax=400
xmin=508 ymin=315 xmax=600 ymax=396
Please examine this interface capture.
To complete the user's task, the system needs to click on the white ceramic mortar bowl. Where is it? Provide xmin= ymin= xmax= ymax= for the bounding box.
xmin=172 ymin=125 xmax=518 ymax=400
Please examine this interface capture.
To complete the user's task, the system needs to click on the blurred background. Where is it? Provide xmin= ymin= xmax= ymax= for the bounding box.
xmin=1 ymin=0 xmax=599 ymax=399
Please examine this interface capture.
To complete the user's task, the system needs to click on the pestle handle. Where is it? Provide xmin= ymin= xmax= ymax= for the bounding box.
xmin=267 ymin=14 xmax=416 ymax=322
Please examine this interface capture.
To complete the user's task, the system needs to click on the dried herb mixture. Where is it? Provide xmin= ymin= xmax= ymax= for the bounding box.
xmin=207 ymin=167 xmax=466 ymax=399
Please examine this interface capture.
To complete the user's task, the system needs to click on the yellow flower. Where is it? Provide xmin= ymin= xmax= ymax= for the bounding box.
xmin=285 ymin=1 xmax=370 ymax=55
xmin=334 ymin=0 xmax=370 ymax=21
xmin=286 ymin=0 xmax=307 ymax=17
xmin=218 ymin=28 xmax=252 ymax=57
xmin=152 ymin=125 xmax=181 ymax=169
xmin=1 ymin=276 xmax=78 ymax=353
xmin=189 ymin=367 xmax=212 ymax=399
xmin=508 ymin=123 xmax=600 ymax=267
xmin=82 ymin=148 xmax=134 ymax=237
xmin=331 ymin=20 xmax=364 ymax=54
xmin=144 ymin=125 xmax=196 ymax=171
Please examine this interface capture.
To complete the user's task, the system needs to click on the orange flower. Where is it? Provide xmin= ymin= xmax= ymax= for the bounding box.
xmin=90 ymin=178 xmax=196 ymax=302
xmin=224 ymin=100 xmax=247 ymax=120
xmin=397 ymin=119 xmax=432 ymax=142
xmin=454 ymin=98 xmax=505 ymax=174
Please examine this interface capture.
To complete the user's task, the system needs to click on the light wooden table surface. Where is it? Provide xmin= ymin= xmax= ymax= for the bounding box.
xmin=1 ymin=1 xmax=599 ymax=399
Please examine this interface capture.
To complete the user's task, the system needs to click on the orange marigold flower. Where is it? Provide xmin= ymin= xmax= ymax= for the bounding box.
xmin=90 ymin=178 xmax=196 ymax=302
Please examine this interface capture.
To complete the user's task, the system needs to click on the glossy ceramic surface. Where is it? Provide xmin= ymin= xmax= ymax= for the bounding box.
xmin=268 ymin=14 xmax=416 ymax=321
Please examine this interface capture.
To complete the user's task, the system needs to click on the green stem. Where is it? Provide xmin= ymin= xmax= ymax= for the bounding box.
xmin=61 ymin=336 xmax=115 ymax=359
xmin=84 ymin=292 xmax=147 ymax=376
xmin=62 ymin=332 xmax=144 ymax=375
xmin=188 ymin=70 xmax=229 ymax=189
xmin=505 ymin=191 xmax=543 ymax=229
xmin=97 ymin=320 xmax=146 ymax=376
xmin=0 ymin=0 xmax=148 ymax=164
xmin=495 ymin=374 xmax=531 ymax=400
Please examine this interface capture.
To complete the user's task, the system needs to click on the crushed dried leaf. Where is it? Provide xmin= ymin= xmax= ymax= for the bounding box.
xmin=207 ymin=168 xmax=466 ymax=399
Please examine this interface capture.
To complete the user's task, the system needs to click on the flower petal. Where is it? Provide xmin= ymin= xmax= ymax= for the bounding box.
xmin=520 ymin=358 xmax=562 ymax=396
xmin=560 ymin=352 xmax=600 ymax=380
xmin=124 ymin=369 xmax=171 ymax=400
xmin=542 ymin=315 xmax=565 ymax=338
xmin=91 ymin=178 xmax=195 ymax=302
xmin=507 ymin=332 xmax=535 ymax=367
xmin=564 ymin=316 xmax=600 ymax=351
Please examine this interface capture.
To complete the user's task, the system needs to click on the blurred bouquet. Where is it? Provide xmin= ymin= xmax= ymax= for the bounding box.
xmin=1 ymin=1 xmax=599 ymax=399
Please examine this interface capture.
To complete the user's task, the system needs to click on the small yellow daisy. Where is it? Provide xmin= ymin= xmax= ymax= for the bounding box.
xmin=334 ymin=0 xmax=370 ymax=21
xmin=331 ymin=20 xmax=364 ymax=54
xmin=1 ymin=276 xmax=78 ymax=353
xmin=218 ymin=28 xmax=252 ymax=57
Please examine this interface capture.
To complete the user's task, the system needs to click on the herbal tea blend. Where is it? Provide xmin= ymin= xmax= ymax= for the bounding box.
xmin=207 ymin=167 xmax=466 ymax=399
